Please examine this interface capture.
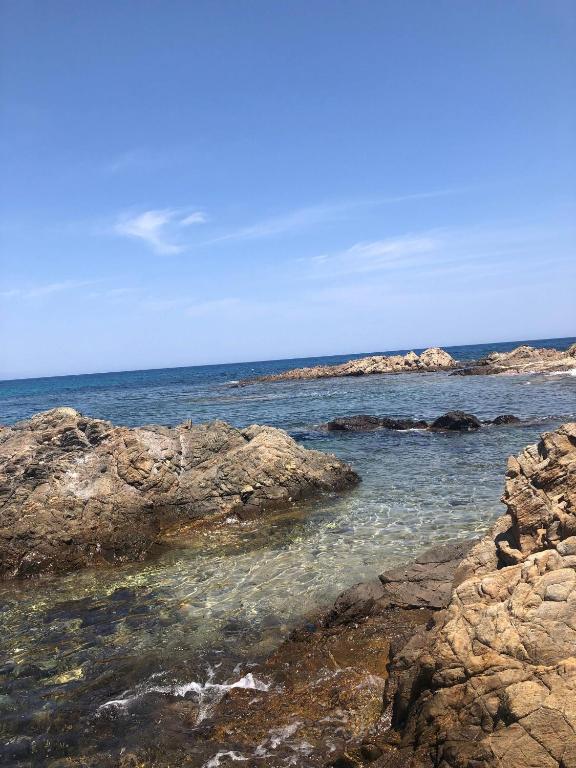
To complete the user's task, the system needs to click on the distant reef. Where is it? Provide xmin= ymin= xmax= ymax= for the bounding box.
xmin=453 ymin=342 xmax=576 ymax=376
xmin=241 ymin=347 xmax=457 ymax=384
xmin=0 ymin=408 xmax=358 ymax=578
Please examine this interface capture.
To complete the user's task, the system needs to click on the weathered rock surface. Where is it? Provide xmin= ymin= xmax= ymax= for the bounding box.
xmin=243 ymin=348 xmax=457 ymax=384
xmin=0 ymin=408 xmax=358 ymax=578
xmin=321 ymin=412 xmax=519 ymax=433
xmin=453 ymin=343 xmax=576 ymax=376
xmin=387 ymin=422 xmax=576 ymax=767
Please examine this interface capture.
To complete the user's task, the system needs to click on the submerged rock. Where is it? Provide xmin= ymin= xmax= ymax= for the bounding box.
xmin=0 ymin=408 xmax=358 ymax=578
xmin=242 ymin=347 xmax=457 ymax=384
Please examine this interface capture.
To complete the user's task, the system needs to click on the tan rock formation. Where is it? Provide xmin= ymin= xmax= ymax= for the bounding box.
xmin=389 ymin=422 xmax=576 ymax=768
xmin=244 ymin=347 xmax=457 ymax=384
xmin=0 ymin=408 xmax=358 ymax=578
xmin=455 ymin=343 xmax=576 ymax=376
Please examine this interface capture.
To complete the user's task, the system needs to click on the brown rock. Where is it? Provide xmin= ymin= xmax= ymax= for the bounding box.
xmin=0 ymin=408 xmax=358 ymax=578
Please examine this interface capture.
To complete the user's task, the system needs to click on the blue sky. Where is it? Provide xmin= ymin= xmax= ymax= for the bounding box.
xmin=1 ymin=0 xmax=575 ymax=379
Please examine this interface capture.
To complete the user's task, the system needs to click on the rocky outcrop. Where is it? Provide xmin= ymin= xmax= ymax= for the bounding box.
xmin=453 ymin=343 xmax=576 ymax=376
xmin=0 ymin=408 xmax=358 ymax=578
xmin=429 ymin=410 xmax=482 ymax=431
xmin=322 ymin=412 xmax=519 ymax=433
xmin=386 ymin=422 xmax=576 ymax=767
xmin=324 ymin=416 xmax=429 ymax=432
xmin=243 ymin=348 xmax=457 ymax=384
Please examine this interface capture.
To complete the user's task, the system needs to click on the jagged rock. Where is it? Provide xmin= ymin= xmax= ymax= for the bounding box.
xmin=429 ymin=411 xmax=482 ymax=431
xmin=501 ymin=421 xmax=576 ymax=556
xmin=0 ymin=408 xmax=358 ymax=578
xmin=386 ymin=422 xmax=576 ymax=768
xmin=242 ymin=348 xmax=457 ymax=384
xmin=454 ymin=343 xmax=576 ymax=376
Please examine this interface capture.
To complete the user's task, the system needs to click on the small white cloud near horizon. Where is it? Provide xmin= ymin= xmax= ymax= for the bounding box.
xmin=114 ymin=208 xmax=207 ymax=254
xmin=204 ymin=188 xmax=461 ymax=245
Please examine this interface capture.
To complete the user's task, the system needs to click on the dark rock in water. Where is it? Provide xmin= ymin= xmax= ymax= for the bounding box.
xmin=430 ymin=410 xmax=482 ymax=431
xmin=491 ymin=414 xmax=521 ymax=425
xmin=325 ymin=412 xmax=520 ymax=434
xmin=379 ymin=417 xmax=429 ymax=431
xmin=0 ymin=408 xmax=358 ymax=578
xmin=324 ymin=415 xmax=428 ymax=432
xmin=325 ymin=415 xmax=383 ymax=431
xmin=450 ymin=364 xmax=504 ymax=376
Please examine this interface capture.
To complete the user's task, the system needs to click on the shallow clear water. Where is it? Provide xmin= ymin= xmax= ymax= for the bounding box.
xmin=0 ymin=338 xmax=575 ymax=765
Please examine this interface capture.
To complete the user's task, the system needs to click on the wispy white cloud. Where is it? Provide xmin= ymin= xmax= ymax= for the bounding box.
xmin=113 ymin=208 xmax=207 ymax=254
xmin=302 ymin=222 xmax=576 ymax=282
xmin=308 ymin=234 xmax=441 ymax=277
xmin=181 ymin=211 xmax=209 ymax=226
xmin=204 ymin=189 xmax=459 ymax=244
xmin=0 ymin=279 xmax=99 ymax=300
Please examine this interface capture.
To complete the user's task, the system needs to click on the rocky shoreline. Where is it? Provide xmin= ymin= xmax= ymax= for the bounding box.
xmin=187 ymin=422 xmax=576 ymax=768
xmin=0 ymin=408 xmax=358 ymax=578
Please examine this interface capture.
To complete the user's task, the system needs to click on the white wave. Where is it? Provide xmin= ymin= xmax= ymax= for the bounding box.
xmin=204 ymin=751 xmax=248 ymax=767
xmin=98 ymin=671 xmax=269 ymax=723
xmin=548 ymin=368 xmax=576 ymax=377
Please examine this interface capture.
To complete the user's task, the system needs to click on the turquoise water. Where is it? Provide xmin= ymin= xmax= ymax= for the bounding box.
xmin=0 ymin=337 xmax=575 ymax=766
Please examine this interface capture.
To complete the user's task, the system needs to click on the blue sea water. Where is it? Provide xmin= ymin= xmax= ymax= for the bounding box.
xmin=0 ymin=337 xmax=575 ymax=766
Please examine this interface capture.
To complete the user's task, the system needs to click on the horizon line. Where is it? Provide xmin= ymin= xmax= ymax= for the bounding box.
xmin=1 ymin=334 xmax=575 ymax=385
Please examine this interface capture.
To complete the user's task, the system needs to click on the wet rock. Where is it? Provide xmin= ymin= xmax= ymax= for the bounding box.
xmin=491 ymin=414 xmax=521 ymax=425
xmin=243 ymin=347 xmax=457 ymax=384
xmin=324 ymin=416 xmax=428 ymax=432
xmin=0 ymin=408 xmax=358 ymax=578
xmin=326 ymin=415 xmax=385 ymax=432
xmin=430 ymin=411 xmax=482 ymax=431
xmin=323 ymin=413 xmax=521 ymax=434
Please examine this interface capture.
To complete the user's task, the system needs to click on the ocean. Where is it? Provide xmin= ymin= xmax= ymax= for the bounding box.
xmin=1 ymin=336 xmax=575 ymax=765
